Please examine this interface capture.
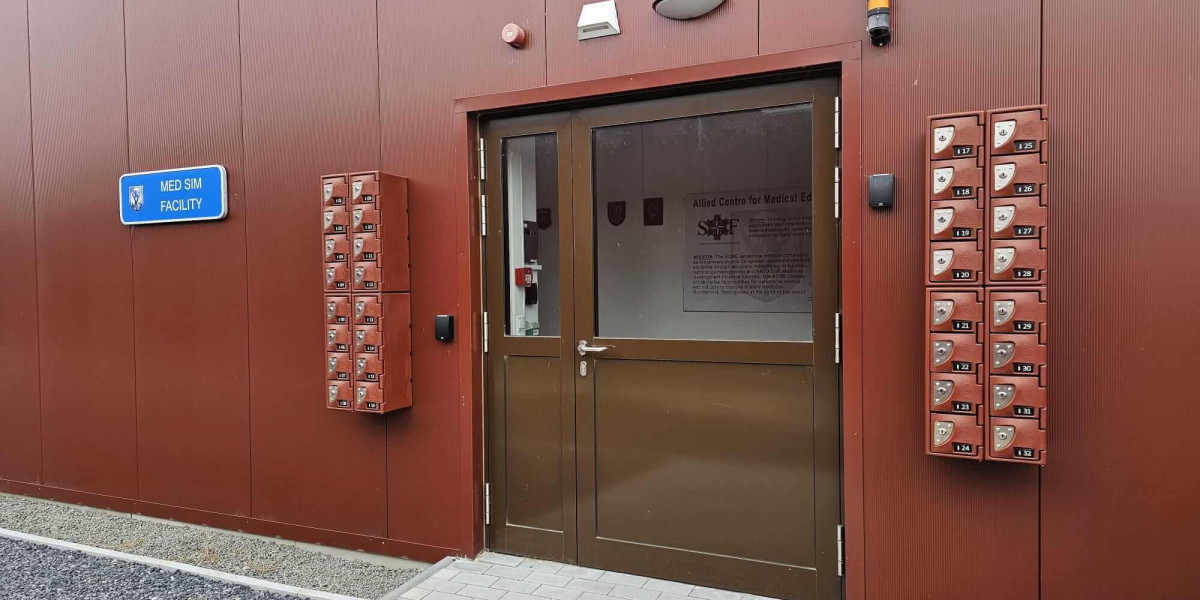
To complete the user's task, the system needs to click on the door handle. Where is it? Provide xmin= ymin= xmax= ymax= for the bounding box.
xmin=577 ymin=340 xmax=612 ymax=356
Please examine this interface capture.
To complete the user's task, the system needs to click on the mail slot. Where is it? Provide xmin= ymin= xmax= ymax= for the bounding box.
xmin=355 ymin=322 xmax=384 ymax=353
xmin=989 ymin=375 xmax=1047 ymax=420
xmin=990 ymin=334 xmax=1047 ymax=378
xmin=355 ymin=349 xmax=386 ymax=383
xmin=991 ymin=195 xmax=1048 ymax=240
xmin=353 ymin=231 xmax=380 ymax=262
xmin=322 ymin=206 xmax=348 ymax=235
xmin=351 ymin=206 xmax=380 ymax=234
xmin=928 ymin=372 xmax=984 ymax=415
xmin=354 ymin=294 xmax=382 ymax=325
xmin=930 ymin=156 xmax=984 ymax=201
xmin=990 ymin=106 xmax=1048 ymax=156
xmin=992 ymin=152 xmax=1048 ymax=197
xmin=326 ymin=295 xmax=351 ymax=325
xmin=929 ymin=240 xmax=984 ymax=285
xmin=930 ymin=199 xmax=983 ymax=242
xmin=324 ymin=263 xmax=351 ymax=292
xmin=327 ymin=380 xmax=353 ymax=410
xmin=930 ymin=113 xmax=984 ymax=161
xmin=989 ymin=288 xmax=1047 ymax=338
xmin=990 ymin=239 xmax=1047 ymax=284
xmin=353 ymin=261 xmax=382 ymax=291
xmin=928 ymin=413 xmax=983 ymax=459
xmin=326 ymin=352 xmax=352 ymax=381
xmin=350 ymin=172 xmax=381 ymax=205
xmin=324 ymin=235 xmax=349 ymax=263
xmin=988 ymin=417 xmax=1046 ymax=463
xmin=326 ymin=324 xmax=351 ymax=353
xmin=355 ymin=382 xmax=386 ymax=412
xmin=928 ymin=288 xmax=984 ymax=334
xmin=322 ymin=174 xmax=348 ymax=207
xmin=929 ymin=332 xmax=983 ymax=375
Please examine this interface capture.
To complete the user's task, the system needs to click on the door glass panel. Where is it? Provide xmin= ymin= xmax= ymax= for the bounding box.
xmin=593 ymin=104 xmax=814 ymax=342
xmin=502 ymin=134 xmax=561 ymax=337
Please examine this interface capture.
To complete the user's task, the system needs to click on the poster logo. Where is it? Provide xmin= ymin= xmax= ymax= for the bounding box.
xmin=128 ymin=185 xmax=144 ymax=211
xmin=697 ymin=214 xmax=739 ymax=241
xmin=607 ymin=201 xmax=626 ymax=226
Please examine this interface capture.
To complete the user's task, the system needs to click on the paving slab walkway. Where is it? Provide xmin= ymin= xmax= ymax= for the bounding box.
xmin=395 ymin=553 xmax=778 ymax=600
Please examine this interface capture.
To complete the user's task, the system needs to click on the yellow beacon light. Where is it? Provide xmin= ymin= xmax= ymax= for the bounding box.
xmin=868 ymin=0 xmax=892 ymax=46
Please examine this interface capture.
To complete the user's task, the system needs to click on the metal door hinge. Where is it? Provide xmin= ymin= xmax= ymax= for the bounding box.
xmin=485 ymin=483 xmax=491 ymax=526
xmin=837 ymin=524 xmax=845 ymax=577
xmin=835 ymin=312 xmax=842 ymax=364
xmin=834 ymin=167 xmax=841 ymax=220
xmin=478 ymin=138 xmax=486 ymax=182
xmin=480 ymin=194 xmax=487 ymax=237
xmin=483 ymin=312 xmax=490 ymax=353
xmin=834 ymin=96 xmax=841 ymax=149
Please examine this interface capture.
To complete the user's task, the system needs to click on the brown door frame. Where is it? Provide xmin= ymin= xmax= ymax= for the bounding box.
xmin=453 ymin=42 xmax=866 ymax=600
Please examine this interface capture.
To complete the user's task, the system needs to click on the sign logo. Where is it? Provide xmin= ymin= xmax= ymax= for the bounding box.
xmin=607 ymin=201 xmax=626 ymax=226
xmin=697 ymin=213 xmax=739 ymax=241
xmin=128 ymin=186 xmax=144 ymax=211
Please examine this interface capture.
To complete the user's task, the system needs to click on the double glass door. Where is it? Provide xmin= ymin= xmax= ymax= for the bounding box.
xmin=483 ymin=79 xmax=841 ymax=600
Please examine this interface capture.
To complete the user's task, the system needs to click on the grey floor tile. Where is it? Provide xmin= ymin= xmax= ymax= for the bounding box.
xmin=599 ymin=573 xmax=649 ymax=589
xmin=557 ymin=566 xmax=606 ymax=581
xmin=644 ymin=579 xmax=695 ymax=597
xmin=426 ymin=592 xmax=473 ymax=600
xmin=459 ymin=585 xmax=508 ymax=600
xmin=565 ymin=579 xmax=615 ymax=595
xmin=419 ymin=578 xmax=468 ymax=594
xmin=500 ymin=593 xmax=540 ymax=600
xmin=479 ymin=553 xmax=527 ymax=567
xmin=488 ymin=565 xmax=536 ymax=581
xmin=690 ymin=587 xmax=742 ymax=600
xmin=453 ymin=561 xmax=496 ymax=574
xmin=531 ymin=585 xmax=584 ymax=600
xmin=402 ymin=588 xmax=433 ymax=600
xmin=453 ymin=572 xmax=502 ymax=587
xmin=494 ymin=578 xmax=542 ymax=594
xmin=520 ymin=558 xmax=565 ymax=574
xmin=579 ymin=594 xmax=611 ymax=600
xmin=434 ymin=568 xmax=463 ymax=580
xmin=657 ymin=594 xmax=693 ymax=600
xmin=526 ymin=572 xmax=573 ymax=587
xmin=610 ymin=585 xmax=661 ymax=600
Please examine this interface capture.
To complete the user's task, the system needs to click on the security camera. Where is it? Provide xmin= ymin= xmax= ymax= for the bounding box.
xmin=652 ymin=0 xmax=726 ymax=20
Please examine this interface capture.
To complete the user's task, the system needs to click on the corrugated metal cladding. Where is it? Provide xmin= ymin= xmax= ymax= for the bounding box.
xmin=0 ymin=0 xmax=1195 ymax=597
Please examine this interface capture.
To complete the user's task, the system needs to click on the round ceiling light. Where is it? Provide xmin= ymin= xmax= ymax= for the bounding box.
xmin=652 ymin=0 xmax=726 ymax=20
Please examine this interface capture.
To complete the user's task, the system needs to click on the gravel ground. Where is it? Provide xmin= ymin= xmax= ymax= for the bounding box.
xmin=0 ymin=535 xmax=300 ymax=600
xmin=0 ymin=494 xmax=422 ymax=599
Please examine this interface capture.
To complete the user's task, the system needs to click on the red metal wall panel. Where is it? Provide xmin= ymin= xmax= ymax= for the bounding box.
xmin=545 ymin=0 xmax=757 ymax=86
xmin=377 ymin=0 xmax=546 ymax=549
xmin=28 ymin=0 xmax=138 ymax=498
xmin=124 ymin=0 xmax=252 ymax=516
xmin=240 ymin=0 xmax=387 ymax=537
xmin=759 ymin=0 xmax=861 ymax=56
xmin=1041 ymin=2 xmax=1200 ymax=597
xmin=0 ymin=0 xmax=40 ymax=484
xmin=857 ymin=2 xmax=1042 ymax=598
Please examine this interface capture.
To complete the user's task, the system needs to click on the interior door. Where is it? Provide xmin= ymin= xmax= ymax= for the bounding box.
xmin=570 ymin=79 xmax=841 ymax=600
xmin=483 ymin=112 xmax=578 ymax=563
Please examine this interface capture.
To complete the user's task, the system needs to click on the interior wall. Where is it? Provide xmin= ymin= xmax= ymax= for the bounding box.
xmin=0 ymin=1 xmax=1196 ymax=597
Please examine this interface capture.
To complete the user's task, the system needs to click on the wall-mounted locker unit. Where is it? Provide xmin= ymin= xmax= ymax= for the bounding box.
xmin=323 ymin=171 xmax=414 ymax=414
xmin=926 ymin=106 xmax=1049 ymax=465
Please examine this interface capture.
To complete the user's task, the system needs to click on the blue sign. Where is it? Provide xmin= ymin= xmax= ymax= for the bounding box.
xmin=119 ymin=165 xmax=227 ymax=225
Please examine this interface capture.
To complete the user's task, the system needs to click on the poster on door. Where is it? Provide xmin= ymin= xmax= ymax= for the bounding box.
xmin=683 ymin=187 xmax=813 ymax=313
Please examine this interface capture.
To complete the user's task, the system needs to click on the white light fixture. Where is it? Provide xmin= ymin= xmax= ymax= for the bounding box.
xmin=652 ymin=0 xmax=725 ymax=20
xmin=578 ymin=1 xmax=620 ymax=40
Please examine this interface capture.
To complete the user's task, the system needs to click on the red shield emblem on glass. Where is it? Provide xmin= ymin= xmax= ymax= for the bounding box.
xmin=607 ymin=201 xmax=626 ymax=226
